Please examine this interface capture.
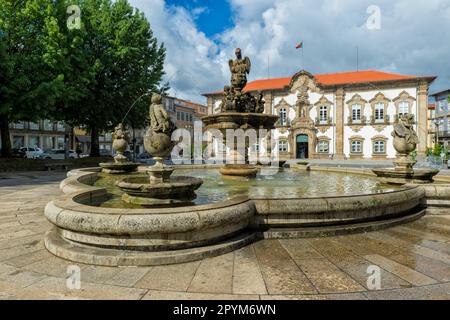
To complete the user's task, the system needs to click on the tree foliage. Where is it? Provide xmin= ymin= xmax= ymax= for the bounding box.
xmin=0 ymin=0 xmax=64 ymax=157
xmin=0 ymin=0 xmax=166 ymax=157
xmin=49 ymin=0 xmax=166 ymax=156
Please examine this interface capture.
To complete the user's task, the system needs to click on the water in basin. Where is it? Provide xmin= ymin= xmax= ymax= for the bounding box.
xmin=83 ymin=168 xmax=401 ymax=208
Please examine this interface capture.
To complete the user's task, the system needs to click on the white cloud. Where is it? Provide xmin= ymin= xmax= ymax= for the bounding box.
xmin=131 ymin=0 xmax=450 ymax=103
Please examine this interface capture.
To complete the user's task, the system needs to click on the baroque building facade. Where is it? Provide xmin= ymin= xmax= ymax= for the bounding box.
xmin=203 ymin=70 xmax=436 ymax=160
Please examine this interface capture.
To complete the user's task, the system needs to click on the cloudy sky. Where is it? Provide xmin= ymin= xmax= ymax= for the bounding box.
xmin=129 ymin=0 xmax=450 ymax=104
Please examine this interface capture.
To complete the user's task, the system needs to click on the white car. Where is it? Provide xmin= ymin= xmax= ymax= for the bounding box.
xmin=37 ymin=149 xmax=78 ymax=160
xmin=20 ymin=147 xmax=44 ymax=159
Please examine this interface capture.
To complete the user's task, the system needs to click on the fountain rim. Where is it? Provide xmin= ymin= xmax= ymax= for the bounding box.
xmin=58 ymin=166 xmax=419 ymax=214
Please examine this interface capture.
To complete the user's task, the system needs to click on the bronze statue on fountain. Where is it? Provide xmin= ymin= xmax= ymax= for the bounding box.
xmin=202 ymin=48 xmax=278 ymax=177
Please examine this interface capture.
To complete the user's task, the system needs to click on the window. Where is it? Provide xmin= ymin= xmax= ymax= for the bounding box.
xmin=13 ymin=136 xmax=24 ymax=149
xmin=43 ymin=136 xmax=54 ymax=150
xmin=56 ymin=137 xmax=64 ymax=149
xmin=352 ymin=104 xmax=361 ymax=121
xmin=375 ymin=103 xmax=384 ymax=121
xmin=12 ymin=122 xmax=25 ymax=130
xmin=398 ymin=101 xmax=409 ymax=116
xmin=319 ymin=106 xmax=328 ymax=122
xmin=29 ymin=122 xmax=39 ymax=130
xmin=351 ymin=140 xmax=362 ymax=153
xmin=318 ymin=140 xmax=329 ymax=153
xmin=56 ymin=122 xmax=65 ymax=132
xmin=251 ymin=143 xmax=259 ymax=152
xmin=438 ymin=100 xmax=446 ymax=112
xmin=104 ymin=133 xmax=112 ymax=141
xmin=28 ymin=136 xmax=40 ymax=148
xmin=278 ymin=140 xmax=288 ymax=152
xmin=176 ymin=112 xmax=180 ymax=120
xmin=43 ymin=120 xmax=53 ymax=131
xmin=279 ymin=108 xmax=287 ymax=125
xmin=373 ymin=140 xmax=386 ymax=154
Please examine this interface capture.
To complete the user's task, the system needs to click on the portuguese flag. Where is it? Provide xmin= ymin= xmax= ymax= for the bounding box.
xmin=295 ymin=41 xmax=303 ymax=49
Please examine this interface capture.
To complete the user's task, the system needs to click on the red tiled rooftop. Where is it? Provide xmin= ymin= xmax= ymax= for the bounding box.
xmin=203 ymin=70 xmax=436 ymax=95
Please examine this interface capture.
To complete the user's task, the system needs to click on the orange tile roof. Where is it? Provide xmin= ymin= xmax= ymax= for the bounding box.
xmin=203 ymin=70 xmax=436 ymax=95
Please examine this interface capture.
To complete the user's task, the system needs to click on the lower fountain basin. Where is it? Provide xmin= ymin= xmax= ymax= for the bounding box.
xmin=99 ymin=162 xmax=139 ymax=174
xmin=219 ymin=164 xmax=258 ymax=177
xmin=43 ymin=167 xmax=435 ymax=266
xmin=116 ymin=176 xmax=203 ymax=206
xmin=372 ymin=168 xmax=440 ymax=184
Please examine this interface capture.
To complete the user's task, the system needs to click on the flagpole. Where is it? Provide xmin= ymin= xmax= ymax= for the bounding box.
xmin=302 ymin=45 xmax=304 ymax=70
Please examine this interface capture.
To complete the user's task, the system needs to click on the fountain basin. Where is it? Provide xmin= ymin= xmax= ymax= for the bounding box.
xmin=219 ymin=164 xmax=258 ymax=177
xmin=372 ymin=167 xmax=439 ymax=184
xmin=99 ymin=161 xmax=139 ymax=174
xmin=42 ymin=167 xmax=434 ymax=266
xmin=116 ymin=176 xmax=203 ymax=206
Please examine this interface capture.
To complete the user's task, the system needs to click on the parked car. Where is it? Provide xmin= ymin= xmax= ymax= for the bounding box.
xmin=99 ymin=149 xmax=112 ymax=157
xmin=138 ymin=152 xmax=152 ymax=160
xmin=36 ymin=149 xmax=77 ymax=160
xmin=11 ymin=148 xmax=26 ymax=158
xmin=19 ymin=147 xmax=44 ymax=159
xmin=123 ymin=150 xmax=134 ymax=161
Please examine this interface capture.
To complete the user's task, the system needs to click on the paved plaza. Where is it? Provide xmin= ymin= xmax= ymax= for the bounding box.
xmin=0 ymin=171 xmax=449 ymax=300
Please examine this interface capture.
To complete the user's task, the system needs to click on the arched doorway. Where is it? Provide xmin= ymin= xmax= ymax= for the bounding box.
xmin=296 ymin=134 xmax=309 ymax=159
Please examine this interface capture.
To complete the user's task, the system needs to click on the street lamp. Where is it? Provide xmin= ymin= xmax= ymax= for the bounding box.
xmin=433 ymin=118 xmax=444 ymax=144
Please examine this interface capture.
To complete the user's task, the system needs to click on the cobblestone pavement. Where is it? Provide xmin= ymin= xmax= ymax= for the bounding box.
xmin=0 ymin=171 xmax=449 ymax=300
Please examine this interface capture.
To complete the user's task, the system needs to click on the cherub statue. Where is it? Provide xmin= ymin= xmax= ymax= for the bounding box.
xmin=112 ymin=123 xmax=129 ymax=163
xmin=255 ymin=91 xmax=265 ymax=113
xmin=220 ymin=85 xmax=235 ymax=112
xmin=149 ymin=93 xmax=175 ymax=134
xmin=229 ymin=48 xmax=251 ymax=90
xmin=393 ymin=114 xmax=418 ymax=146
xmin=113 ymin=123 xmax=128 ymax=141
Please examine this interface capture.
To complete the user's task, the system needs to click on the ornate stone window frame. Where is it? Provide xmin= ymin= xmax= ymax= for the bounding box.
xmin=371 ymin=135 xmax=388 ymax=159
xmin=317 ymin=136 xmax=331 ymax=154
xmin=314 ymin=95 xmax=333 ymax=126
xmin=274 ymin=98 xmax=292 ymax=128
xmin=346 ymin=94 xmax=368 ymax=128
xmin=393 ymin=91 xmax=416 ymax=122
xmin=278 ymin=139 xmax=289 ymax=154
xmin=348 ymin=135 xmax=365 ymax=158
xmin=369 ymin=93 xmax=390 ymax=125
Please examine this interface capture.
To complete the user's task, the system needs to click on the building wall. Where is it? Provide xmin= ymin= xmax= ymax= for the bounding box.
xmin=206 ymin=82 xmax=428 ymax=160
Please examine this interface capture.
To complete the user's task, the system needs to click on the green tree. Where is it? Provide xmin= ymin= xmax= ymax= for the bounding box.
xmin=50 ymin=0 xmax=166 ymax=156
xmin=0 ymin=0 xmax=63 ymax=157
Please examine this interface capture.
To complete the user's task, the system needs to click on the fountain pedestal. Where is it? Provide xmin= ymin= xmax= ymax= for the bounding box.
xmin=99 ymin=123 xmax=139 ymax=174
xmin=202 ymin=112 xmax=278 ymax=178
xmin=372 ymin=114 xmax=439 ymax=184
xmin=116 ymin=94 xmax=203 ymax=206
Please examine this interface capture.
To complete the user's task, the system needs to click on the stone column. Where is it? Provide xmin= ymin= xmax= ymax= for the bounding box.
xmin=264 ymin=92 xmax=273 ymax=115
xmin=335 ymin=87 xmax=345 ymax=159
xmin=206 ymin=96 xmax=214 ymax=115
xmin=417 ymin=81 xmax=429 ymax=157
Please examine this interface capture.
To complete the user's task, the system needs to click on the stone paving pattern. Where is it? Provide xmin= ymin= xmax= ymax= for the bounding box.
xmin=0 ymin=172 xmax=449 ymax=300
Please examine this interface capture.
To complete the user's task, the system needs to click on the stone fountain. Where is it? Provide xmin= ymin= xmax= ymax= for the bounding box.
xmin=116 ymin=93 xmax=203 ymax=206
xmin=202 ymin=48 xmax=278 ymax=177
xmin=99 ymin=123 xmax=139 ymax=174
xmin=373 ymin=114 xmax=439 ymax=184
